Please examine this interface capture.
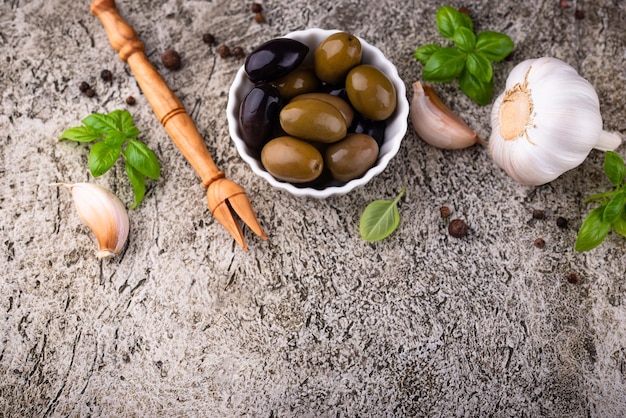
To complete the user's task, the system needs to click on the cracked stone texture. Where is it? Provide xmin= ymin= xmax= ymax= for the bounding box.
xmin=1 ymin=0 xmax=626 ymax=416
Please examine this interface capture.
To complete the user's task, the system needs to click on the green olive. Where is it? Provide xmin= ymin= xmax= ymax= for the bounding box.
xmin=345 ymin=64 xmax=396 ymax=121
xmin=290 ymin=92 xmax=354 ymax=127
xmin=314 ymin=32 xmax=362 ymax=85
xmin=325 ymin=133 xmax=379 ymax=182
xmin=279 ymin=98 xmax=347 ymax=143
xmin=261 ymin=136 xmax=324 ymax=183
xmin=271 ymin=68 xmax=321 ymax=100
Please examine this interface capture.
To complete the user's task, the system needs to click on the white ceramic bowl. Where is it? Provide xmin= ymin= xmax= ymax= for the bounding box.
xmin=227 ymin=28 xmax=409 ymax=199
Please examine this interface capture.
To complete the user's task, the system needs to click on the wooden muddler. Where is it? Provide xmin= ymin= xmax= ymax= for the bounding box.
xmin=91 ymin=0 xmax=266 ymax=251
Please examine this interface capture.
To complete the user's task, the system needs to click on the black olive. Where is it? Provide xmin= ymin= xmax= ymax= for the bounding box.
xmin=239 ymin=84 xmax=282 ymax=151
xmin=349 ymin=113 xmax=386 ymax=147
xmin=244 ymin=38 xmax=309 ymax=83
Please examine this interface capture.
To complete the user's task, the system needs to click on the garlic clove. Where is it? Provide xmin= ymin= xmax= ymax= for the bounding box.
xmin=410 ymin=81 xmax=481 ymax=149
xmin=56 ymin=182 xmax=130 ymax=259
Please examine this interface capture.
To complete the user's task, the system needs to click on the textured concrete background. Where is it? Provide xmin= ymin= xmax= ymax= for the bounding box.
xmin=1 ymin=0 xmax=626 ymax=416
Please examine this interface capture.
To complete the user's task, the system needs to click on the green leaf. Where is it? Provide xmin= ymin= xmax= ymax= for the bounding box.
xmin=458 ymin=67 xmax=494 ymax=106
xmin=436 ymin=6 xmax=473 ymax=40
xmin=125 ymin=161 xmax=146 ymax=209
xmin=82 ymin=113 xmax=120 ymax=135
xmin=466 ymin=52 xmax=493 ymax=82
xmin=124 ymin=139 xmax=161 ymax=179
xmin=89 ymin=141 xmax=121 ymax=177
xmin=604 ymin=151 xmax=625 ymax=187
xmin=603 ymin=192 xmax=626 ymax=223
xmin=414 ymin=44 xmax=441 ymax=64
xmin=452 ymin=27 xmax=476 ymax=52
xmin=103 ymin=131 xmax=128 ymax=148
xmin=360 ymin=186 xmax=406 ymax=242
xmin=422 ymin=47 xmax=466 ymax=82
xmin=613 ymin=212 xmax=626 ymax=238
xmin=475 ymin=31 xmax=515 ymax=61
xmin=114 ymin=109 xmax=140 ymax=139
xmin=59 ymin=126 xmax=101 ymax=143
xmin=575 ymin=205 xmax=612 ymax=251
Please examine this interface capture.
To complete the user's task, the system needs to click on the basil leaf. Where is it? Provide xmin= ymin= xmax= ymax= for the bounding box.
xmin=82 ymin=113 xmax=119 ymax=135
xmin=575 ymin=205 xmax=612 ymax=251
xmin=422 ymin=47 xmax=466 ymax=82
xmin=452 ymin=27 xmax=476 ymax=53
xmin=59 ymin=126 xmax=101 ymax=143
xmin=613 ymin=212 xmax=626 ymax=238
xmin=466 ymin=52 xmax=493 ymax=82
xmin=475 ymin=31 xmax=515 ymax=61
xmin=116 ymin=109 xmax=140 ymax=139
xmin=603 ymin=192 xmax=626 ymax=223
xmin=414 ymin=44 xmax=441 ymax=64
xmin=458 ymin=67 xmax=493 ymax=106
xmin=124 ymin=139 xmax=161 ymax=179
xmin=125 ymin=161 xmax=146 ymax=209
xmin=360 ymin=187 xmax=405 ymax=242
xmin=103 ymin=131 xmax=128 ymax=148
xmin=436 ymin=6 xmax=472 ymax=40
xmin=604 ymin=151 xmax=625 ymax=187
xmin=89 ymin=141 xmax=121 ymax=177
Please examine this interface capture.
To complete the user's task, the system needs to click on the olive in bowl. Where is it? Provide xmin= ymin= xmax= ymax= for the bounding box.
xmin=227 ymin=28 xmax=409 ymax=198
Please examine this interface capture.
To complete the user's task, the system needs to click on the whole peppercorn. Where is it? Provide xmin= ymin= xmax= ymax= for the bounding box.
xmin=534 ymin=238 xmax=545 ymax=249
xmin=251 ymin=2 xmax=263 ymax=13
xmin=448 ymin=219 xmax=468 ymax=238
xmin=78 ymin=81 xmax=91 ymax=93
xmin=574 ymin=9 xmax=585 ymax=19
xmin=84 ymin=88 xmax=96 ymax=98
xmin=125 ymin=95 xmax=136 ymax=105
xmin=231 ymin=46 xmax=245 ymax=59
xmin=254 ymin=12 xmax=266 ymax=23
xmin=216 ymin=44 xmax=231 ymax=58
xmin=458 ymin=6 xmax=471 ymax=16
xmin=100 ymin=69 xmax=113 ymax=82
xmin=567 ymin=273 xmax=579 ymax=284
xmin=161 ymin=49 xmax=182 ymax=70
xmin=556 ymin=216 xmax=568 ymax=228
xmin=532 ymin=209 xmax=545 ymax=220
xmin=202 ymin=33 xmax=216 ymax=45
xmin=439 ymin=206 xmax=451 ymax=219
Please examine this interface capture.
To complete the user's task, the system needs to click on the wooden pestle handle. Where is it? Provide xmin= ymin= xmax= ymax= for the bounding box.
xmin=90 ymin=0 xmax=223 ymax=189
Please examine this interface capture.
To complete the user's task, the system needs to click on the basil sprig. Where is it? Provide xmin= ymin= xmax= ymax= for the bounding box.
xmin=576 ymin=151 xmax=626 ymax=251
xmin=414 ymin=5 xmax=514 ymax=106
xmin=59 ymin=110 xmax=161 ymax=208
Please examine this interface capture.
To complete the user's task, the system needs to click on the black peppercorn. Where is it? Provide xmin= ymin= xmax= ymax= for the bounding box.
xmin=216 ymin=44 xmax=231 ymax=58
xmin=556 ymin=216 xmax=568 ymax=228
xmin=100 ymin=69 xmax=113 ymax=82
xmin=254 ymin=12 xmax=265 ymax=23
xmin=440 ymin=206 xmax=451 ymax=219
xmin=534 ymin=238 xmax=545 ymax=249
xmin=126 ymin=95 xmax=136 ymax=105
xmin=567 ymin=273 xmax=579 ymax=284
xmin=574 ymin=9 xmax=585 ymax=19
xmin=78 ymin=81 xmax=90 ymax=92
xmin=202 ymin=33 xmax=216 ymax=45
xmin=84 ymin=88 xmax=96 ymax=98
xmin=231 ymin=46 xmax=245 ymax=59
xmin=532 ymin=209 xmax=545 ymax=220
xmin=251 ymin=2 xmax=263 ymax=13
xmin=448 ymin=219 xmax=468 ymax=238
xmin=162 ymin=49 xmax=182 ymax=70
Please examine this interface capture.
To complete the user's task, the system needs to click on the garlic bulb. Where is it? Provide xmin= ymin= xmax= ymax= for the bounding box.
xmin=56 ymin=182 xmax=130 ymax=259
xmin=489 ymin=57 xmax=622 ymax=185
xmin=410 ymin=81 xmax=481 ymax=149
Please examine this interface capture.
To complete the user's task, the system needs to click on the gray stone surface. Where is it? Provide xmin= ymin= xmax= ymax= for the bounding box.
xmin=1 ymin=0 xmax=626 ymax=416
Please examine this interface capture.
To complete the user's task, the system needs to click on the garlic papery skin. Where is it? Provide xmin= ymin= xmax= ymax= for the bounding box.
xmin=56 ymin=182 xmax=130 ymax=259
xmin=410 ymin=81 xmax=481 ymax=149
xmin=489 ymin=57 xmax=623 ymax=186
